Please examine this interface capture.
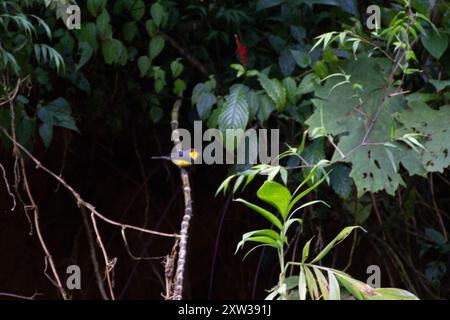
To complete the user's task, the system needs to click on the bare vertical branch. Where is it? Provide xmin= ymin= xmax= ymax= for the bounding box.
xmin=170 ymin=98 xmax=194 ymax=300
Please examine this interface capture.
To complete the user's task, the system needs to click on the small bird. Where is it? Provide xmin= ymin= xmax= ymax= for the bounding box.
xmin=151 ymin=148 xmax=199 ymax=167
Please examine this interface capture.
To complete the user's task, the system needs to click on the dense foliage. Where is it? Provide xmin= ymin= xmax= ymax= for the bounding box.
xmin=0 ymin=0 xmax=449 ymax=299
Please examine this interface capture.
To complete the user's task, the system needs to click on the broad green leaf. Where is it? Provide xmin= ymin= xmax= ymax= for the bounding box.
xmin=306 ymin=56 xmax=426 ymax=196
xmin=421 ymin=29 xmax=448 ymax=59
xmin=96 ymin=9 xmax=111 ymax=37
xmin=329 ymin=163 xmax=352 ymax=199
xmin=102 ymin=38 xmax=122 ymax=64
xmin=196 ymin=93 xmax=216 ymax=120
xmin=311 ymin=226 xmax=361 ymax=263
xmin=75 ymin=42 xmax=93 ymax=71
xmin=149 ymin=36 xmax=165 ymax=60
xmin=137 ymin=56 xmax=151 ymax=77
xmin=234 ymin=199 xmax=283 ymax=230
xmin=258 ymin=73 xmax=287 ymax=111
xmin=150 ymin=106 xmax=163 ymax=123
xmin=257 ymin=94 xmax=276 ymax=122
xmin=424 ymin=80 xmax=450 ymax=92
xmin=123 ymin=21 xmax=138 ymax=42
xmin=218 ymin=84 xmax=249 ymax=132
xmin=130 ymin=0 xmax=145 ymax=21
xmin=256 ymin=181 xmax=292 ymax=220
xmin=395 ymin=101 xmax=450 ymax=172
xmin=256 ymin=0 xmax=283 ymax=11
xmin=170 ymin=59 xmax=184 ymax=78
xmin=151 ymin=2 xmax=166 ymax=27
xmin=291 ymin=48 xmax=311 ymax=68
xmin=173 ymin=79 xmax=186 ymax=95
xmin=429 ymin=79 xmax=450 ymax=92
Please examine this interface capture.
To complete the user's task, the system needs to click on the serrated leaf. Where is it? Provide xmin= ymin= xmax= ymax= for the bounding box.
xmin=306 ymin=56 xmax=427 ymax=196
xmin=395 ymin=101 xmax=450 ymax=172
xmin=258 ymin=73 xmax=286 ymax=111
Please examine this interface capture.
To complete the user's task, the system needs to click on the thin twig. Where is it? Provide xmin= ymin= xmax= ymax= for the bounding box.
xmin=0 ymin=127 xmax=180 ymax=239
xmin=0 ymin=160 xmax=16 ymax=211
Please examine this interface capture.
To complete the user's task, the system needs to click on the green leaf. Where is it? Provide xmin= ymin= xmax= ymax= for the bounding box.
xmin=291 ymin=48 xmax=311 ymax=68
xmin=329 ymin=164 xmax=352 ymax=199
xmin=304 ymin=266 xmax=319 ymax=300
xmin=75 ymin=42 xmax=93 ymax=71
xmin=151 ymin=2 xmax=166 ymax=27
xmin=137 ymin=56 xmax=151 ymax=77
xmin=102 ymin=38 xmax=122 ymax=64
xmin=298 ymin=267 xmax=307 ymax=300
xmin=236 ymin=229 xmax=281 ymax=253
xmin=130 ymin=0 xmax=145 ymax=21
xmin=145 ymin=19 xmax=157 ymax=37
xmin=96 ymin=9 xmax=111 ymax=37
xmin=429 ymin=79 xmax=450 ymax=92
xmin=282 ymin=77 xmax=298 ymax=105
xmin=196 ymin=93 xmax=216 ymax=120
xmin=234 ymin=198 xmax=283 ymax=230
xmin=311 ymin=226 xmax=362 ymax=263
xmin=173 ymin=79 xmax=186 ymax=95
xmin=256 ymin=0 xmax=283 ymax=11
xmin=367 ymin=288 xmax=419 ymax=300
xmin=256 ymin=181 xmax=292 ymax=220
xmin=421 ymin=29 xmax=448 ymax=59
xmin=395 ymin=101 xmax=450 ymax=172
xmin=218 ymin=84 xmax=249 ymax=131
xmin=312 ymin=267 xmax=329 ymax=300
xmin=302 ymin=238 xmax=313 ymax=263
xmin=170 ymin=59 xmax=184 ymax=78
xmin=327 ymin=270 xmax=340 ymax=300
xmin=258 ymin=73 xmax=287 ymax=111
xmin=39 ymin=122 xmax=53 ymax=148
xmin=257 ymin=94 xmax=276 ymax=122
xmin=288 ymin=173 xmax=327 ymax=213
xmin=123 ymin=21 xmax=138 ymax=42
xmin=149 ymin=36 xmax=165 ymax=60
xmin=150 ymin=106 xmax=163 ymax=123
xmin=306 ymin=56 xmax=426 ymax=196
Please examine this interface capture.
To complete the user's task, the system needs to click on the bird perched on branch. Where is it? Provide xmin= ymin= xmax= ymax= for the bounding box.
xmin=151 ymin=148 xmax=199 ymax=168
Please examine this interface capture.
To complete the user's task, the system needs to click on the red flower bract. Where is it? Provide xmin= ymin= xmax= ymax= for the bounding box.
xmin=234 ymin=34 xmax=247 ymax=67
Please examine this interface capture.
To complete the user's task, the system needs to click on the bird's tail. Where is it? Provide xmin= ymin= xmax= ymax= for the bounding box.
xmin=151 ymin=156 xmax=171 ymax=160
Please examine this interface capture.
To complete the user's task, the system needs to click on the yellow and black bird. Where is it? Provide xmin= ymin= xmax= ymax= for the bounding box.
xmin=151 ymin=148 xmax=199 ymax=168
